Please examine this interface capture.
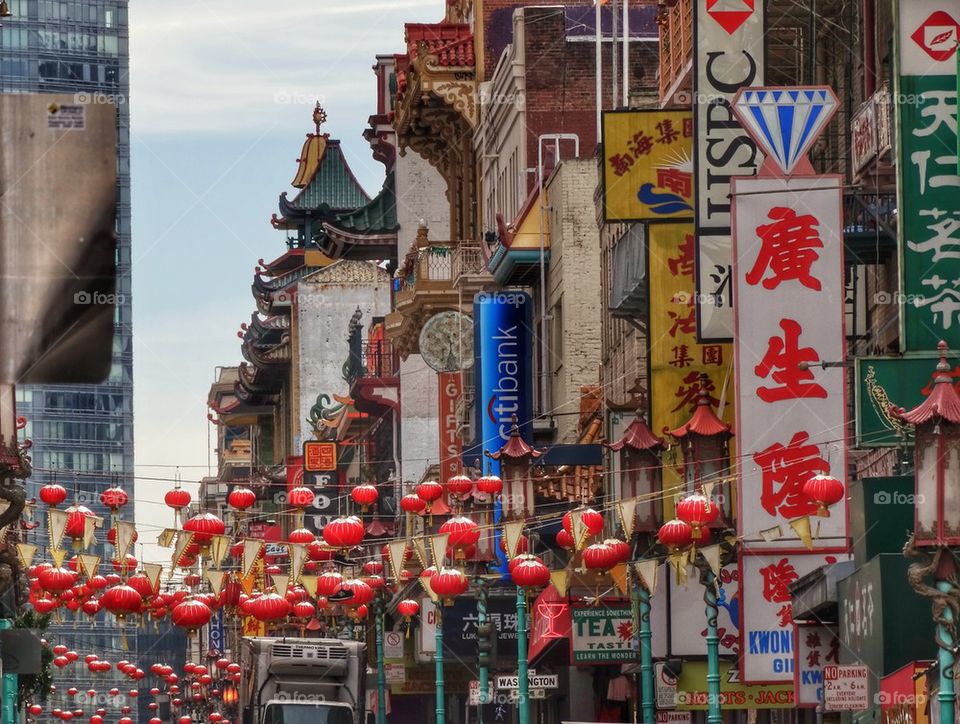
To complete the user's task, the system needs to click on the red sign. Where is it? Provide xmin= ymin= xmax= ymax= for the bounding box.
xmin=303 ymin=441 xmax=337 ymax=472
xmin=528 ymin=585 xmax=571 ymax=664
xmin=438 ymin=372 xmax=462 ymax=486
xmin=286 ymin=455 xmax=303 ymax=493
xmin=706 ymin=0 xmax=756 ymax=35
xmin=910 ymin=11 xmax=960 ymax=61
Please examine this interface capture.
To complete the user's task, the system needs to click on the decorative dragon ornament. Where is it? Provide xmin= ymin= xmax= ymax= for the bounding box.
xmin=904 ymin=535 xmax=960 ymax=659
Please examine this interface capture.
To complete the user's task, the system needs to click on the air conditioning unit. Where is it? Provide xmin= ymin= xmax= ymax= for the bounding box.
xmin=267 ymin=641 xmax=349 ymax=676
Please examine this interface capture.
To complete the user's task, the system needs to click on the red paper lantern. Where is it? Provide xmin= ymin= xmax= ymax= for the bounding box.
xmin=182 ymin=513 xmax=225 ymax=546
xmin=99 ymin=487 xmax=128 ymax=510
xmin=476 ymin=474 xmax=503 ymax=497
xmin=64 ymin=504 xmax=94 ymax=540
xmin=292 ymin=601 xmax=315 ymax=619
xmin=446 ymin=474 xmax=473 ymax=496
xmin=362 ymin=560 xmax=383 ymax=575
xmin=430 ymin=568 xmax=468 ymax=603
xmin=249 ymin=591 xmax=291 ymax=622
xmin=399 ymin=494 xmax=426 ymax=514
xmin=226 ymin=486 xmax=256 ymax=511
xmin=100 ymin=584 xmax=143 ymax=617
xmin=316 ymin=571 xmax=343 ymax=597
xmin=164 ymin=488 xmax=191 ymax=510
xmin=339 ymin=578 xmax=374 ymax=606
xmin=511 ymin=556 xmax=550 ymax=589
xmin=350 ymin=484 xmax=379 ymax=509
xmin=562 ymin=508 xmax=604 ymax=537
xmin=171 ymin=599 xmax=213 ymax=630
xmin=438 ymin=516 xmax=480 ymax=557
xmin=657 ymin=518 xmax=694 ymax=551
xmin=802 ymin=474 xmax=845 ymax=517
xmin=397 ymin=599 xmax=420 ymax=619
xmin=106 ymin=527 xmax=138 ymax=546
xmin=38 ymin=566 xmax=77 ymax=593
xmin=556 ymin=529 xmax=575 ymax=550
xmin=416 ymin=481 xmax=444 ymax=506
xmin=582 ymin=542 xmax=619 ymax=573
xmin=322 ymin=516 xmax=365 ymax=549
xmin=675 ymin=493 xmax=720 ymax=539
xmin=39 ymin=483 xmax=67 ymax=507
xmin=288 ymin=528 xmax=315 ymax=544
xmin=287 ymin=486 xmax=315 ymax=509
xmin=603 ymin=538 xmax=632 ymax=565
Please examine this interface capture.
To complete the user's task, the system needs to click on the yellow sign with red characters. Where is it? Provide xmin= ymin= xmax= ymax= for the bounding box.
xmin=647 ymin=223 xmax=734 ymax=518
xmin=601 ymin=110 xmax=694 ymax=222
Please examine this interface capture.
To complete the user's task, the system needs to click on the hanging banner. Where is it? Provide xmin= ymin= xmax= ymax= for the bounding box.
xmin=438 ymin=371 xmax=462 ymax=487
xmin=208 ymin=608 xmax=225 ymax=656
xmin=648 ymin=223 xmax=734 ymax=518
xmin=794 ymin=623 xmax=841 ymax=706
xmin=740 ymin=552 xmax=847 ymax=683
xmin=693 ymin=0 xmax=765 ymax=341
xmin=601 ymin=110 xmax=694 ymax=222
xmin=731 ymin=175 xmax=848 ymax=550
xmin=895 ymin=0 xmax=960 ymax=350
xmin=677 ymin=661 xmax=794 ymax=710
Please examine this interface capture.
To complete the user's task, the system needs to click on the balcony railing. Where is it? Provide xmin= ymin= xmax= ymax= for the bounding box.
xmin=346 ymin=341 xmax=400 ymax=383
xmin=452 ymin=243 xmax=488 ymax=281
xmin=843 ymin=191 xmax=896 ymax=264
xmin=396 ymin=245 xmax=453 ymax=293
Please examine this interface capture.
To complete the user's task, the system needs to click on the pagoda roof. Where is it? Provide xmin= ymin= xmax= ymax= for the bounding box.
xmin=891 ymin=342 xmax=960 ymax=426
xmin=317 ymin=173 xmax=399 ymax=261
xmin=487 ymin=421 xmax=545 ymax=460
xmin=236 ymin=361 xmax=284 ymax=396
xmin=275 ymin=140 xmax=370 ymax=227
xmin=608 ymin=412 xmax=665 ymax=452
xmin=668 ymin=376 xmax=733 ymax=439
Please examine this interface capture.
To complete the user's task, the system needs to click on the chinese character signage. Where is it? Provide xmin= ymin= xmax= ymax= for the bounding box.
xmin=740 ymin=553 xmax=845 ymax=683
xmin=693 ymin=0 xmax=765 ymax=341
xmin=895 ymin=1 xmax=960 ymax=350
xmin=731 ymin=176 xmax=848 ymax=549
xmin=794 ymin=622 xmax=840 ymax=706
xmin=647 ymin=223 xmax=733 ymax=519
xmin=601 ymin=110 xmax=694 ymax=222
xmin=570 ymin=605 xmax=635 ymax=663
xmin=303 ymin=441 xmax=337 ymax=472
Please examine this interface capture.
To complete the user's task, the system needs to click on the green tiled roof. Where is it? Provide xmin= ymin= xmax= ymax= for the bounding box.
xmin=291 ymin=141 xmax=370 ymax=212
xmin=327 ymin=173 xmax=399 ymax=234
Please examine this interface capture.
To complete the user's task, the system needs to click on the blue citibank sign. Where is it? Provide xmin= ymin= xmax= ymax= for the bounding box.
xmin=471 ymin=291 xmax=534 ymax=474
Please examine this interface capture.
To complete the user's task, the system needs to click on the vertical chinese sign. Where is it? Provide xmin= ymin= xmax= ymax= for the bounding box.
xmin=730 ymin=86 xmax=850 ymax=684
xmin=693 ymin=0 xmax=765 ymax=341
xmin=794 ymin=622 xmax=841 ymax=706
xmin=601 ymin=110 xmax=694 ymax=222
xmin=740 ymin=554 xmax=840 ymax=683
xmin=895 ymin=1 xmax=960 ymax=350
xmin=648 ymin=223 xmax=734 ymax=513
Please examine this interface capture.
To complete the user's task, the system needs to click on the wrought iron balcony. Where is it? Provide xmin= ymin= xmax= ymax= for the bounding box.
xmin=452 ymin=242 xmax=493 ymax=295
xmin=843 ymin=191 xmax=896 ymax=264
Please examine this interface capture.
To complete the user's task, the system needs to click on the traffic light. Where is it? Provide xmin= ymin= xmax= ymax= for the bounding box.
xmin=477 ymin=621 xmax=497 ymax=666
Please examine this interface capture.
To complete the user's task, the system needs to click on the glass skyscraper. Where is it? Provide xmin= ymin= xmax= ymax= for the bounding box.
xmin=1 ymin=0 xmax=139 ymax=710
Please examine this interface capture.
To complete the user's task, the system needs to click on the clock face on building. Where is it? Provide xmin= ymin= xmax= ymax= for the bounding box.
xmin=418 ymin=311 xmax=474 ymax=373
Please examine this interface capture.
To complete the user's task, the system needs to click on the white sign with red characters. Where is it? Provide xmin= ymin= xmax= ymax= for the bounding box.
xmin=740 ymin=553 xmax=847 ymax=683
xmin=732 ymin=175 xmax=848 ymax=550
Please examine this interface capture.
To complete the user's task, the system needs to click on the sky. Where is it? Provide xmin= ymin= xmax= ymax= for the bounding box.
xmin=128 ymin=0 xmax=440 ymax=561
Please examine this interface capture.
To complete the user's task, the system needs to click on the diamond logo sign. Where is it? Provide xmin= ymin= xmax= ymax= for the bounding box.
xmin=910 ymin=10 xmax=960 ymax=62
xmin=705 ymin=0 xmax=756 ymax=35
xmin=731 ymin=87 xmax=839 ymax=176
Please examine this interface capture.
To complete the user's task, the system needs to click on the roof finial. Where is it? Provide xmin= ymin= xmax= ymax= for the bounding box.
xmin=313 ymin=102 xmax=328 ymax=135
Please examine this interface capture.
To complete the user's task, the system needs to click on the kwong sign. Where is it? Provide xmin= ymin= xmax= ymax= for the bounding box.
xmin=730 ymin=87 xmax=848 ymax=552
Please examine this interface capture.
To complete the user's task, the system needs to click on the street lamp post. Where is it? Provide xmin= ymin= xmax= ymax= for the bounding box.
xmin=375 ymin=599 xmax=387 ymax=724
xmin=693 ymin=558 xmax=722 ymax=724
xmin=435 ymin=605 xmax=445 ymax=724
xmin=632 ymin=578 xmax=655 ymax=724
xmin=517 ymin=587 xmax=530 ymax=724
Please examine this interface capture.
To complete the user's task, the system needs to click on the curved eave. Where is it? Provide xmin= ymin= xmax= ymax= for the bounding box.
xmin=668 ymin=405 xmax=733 ymax=440
xmin=317 ymin=225 xmax=398 ymax=261
xmin=608 ymin=417 xmax=665 ymax=452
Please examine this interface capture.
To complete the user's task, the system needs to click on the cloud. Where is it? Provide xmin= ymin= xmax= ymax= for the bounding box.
xmin=129 ymin=0 xmax=440 ymax=135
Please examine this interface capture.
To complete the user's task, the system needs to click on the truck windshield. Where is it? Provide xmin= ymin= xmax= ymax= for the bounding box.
xmin=263 ymin=703 xmax=353 ymax=724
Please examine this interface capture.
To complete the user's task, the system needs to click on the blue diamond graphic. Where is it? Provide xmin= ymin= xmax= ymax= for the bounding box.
xmin=733 ymin=86 xmax=838 ymax=174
